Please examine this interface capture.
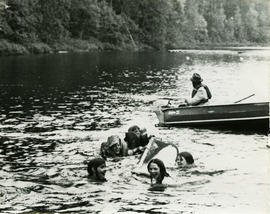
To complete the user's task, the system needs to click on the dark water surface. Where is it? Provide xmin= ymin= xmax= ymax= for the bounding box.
xmin=0 ymin=50 xmax=269 ymax=213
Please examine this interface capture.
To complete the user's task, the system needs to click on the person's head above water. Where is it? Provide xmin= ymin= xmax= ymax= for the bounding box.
xmin=147 ymin=158 xmax=169 ymax=184
xmin=107 ymin=135 xmax=122 ymax=155
xmin=87 ymin=158 xmax=107 ymax=182
xmin=177 ymin=152 xmax=194 ymax=166
xmin=128 ymin=125 xmax=141 ymax=138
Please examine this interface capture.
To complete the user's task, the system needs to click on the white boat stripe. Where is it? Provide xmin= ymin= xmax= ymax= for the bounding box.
xmin=163 ymin=116 xmax=269 ymax=125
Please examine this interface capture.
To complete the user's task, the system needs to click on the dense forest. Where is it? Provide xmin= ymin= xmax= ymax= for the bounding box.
xmin=0 ymin=0 xmax=270 ymax=55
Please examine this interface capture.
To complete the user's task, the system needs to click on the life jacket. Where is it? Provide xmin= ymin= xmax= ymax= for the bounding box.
xmin=203 ymin=85 xmax=212 ymax=99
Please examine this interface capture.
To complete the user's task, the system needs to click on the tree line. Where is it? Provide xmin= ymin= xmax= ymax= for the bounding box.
xmin=0 ymin=0 xmax=270 ymax=54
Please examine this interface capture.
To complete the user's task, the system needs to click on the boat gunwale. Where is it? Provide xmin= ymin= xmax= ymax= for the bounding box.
xmin=161 ymin=116 xmax=269 ymax=125
xmin=160 ymin=101 xmax=269 ymax=113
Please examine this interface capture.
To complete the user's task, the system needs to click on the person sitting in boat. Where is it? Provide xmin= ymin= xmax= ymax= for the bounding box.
xmin=87 ymin=157 xmax=107 ymax=182
xmin=184 ymin=73 xmax=212 ymax=106
xmin=100 ymin=135 xmax=145 ymax=159
xmin=124 ymin=125 xmax=153 ymax=149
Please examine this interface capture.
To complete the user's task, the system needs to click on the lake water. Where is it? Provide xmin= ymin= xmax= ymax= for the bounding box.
xmin=0 ymin=49 xmax=269 ymax=214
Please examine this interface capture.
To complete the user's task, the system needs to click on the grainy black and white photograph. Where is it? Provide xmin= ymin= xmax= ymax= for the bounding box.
xmin=0 ymin=0 xmax=269 ymax=213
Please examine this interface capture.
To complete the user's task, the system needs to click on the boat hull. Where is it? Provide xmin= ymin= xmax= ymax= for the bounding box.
xmin=155 ymin=102 xmax=269 ymax=133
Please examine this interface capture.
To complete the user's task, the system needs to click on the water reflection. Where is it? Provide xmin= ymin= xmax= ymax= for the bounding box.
xmin=0 ymin=50 xmax=269 ymax=213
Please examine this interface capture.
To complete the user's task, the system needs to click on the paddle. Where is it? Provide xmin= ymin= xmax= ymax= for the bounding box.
xmin=154 ymin=96 xmax=187 ymax=108
xmin=234 ymin=94 xmax=255 ymax=103
xmin=157 ymin=96 xmax=180 ymax=101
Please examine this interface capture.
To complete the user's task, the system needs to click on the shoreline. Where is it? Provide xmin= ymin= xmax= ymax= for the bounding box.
xmin=0 ymin=39 xmax=270 ymax=56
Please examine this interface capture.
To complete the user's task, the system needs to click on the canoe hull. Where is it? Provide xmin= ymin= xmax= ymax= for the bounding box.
xmin=155 ymin=102 xmax=269 ymax=133
xmin=132 ymin=138 xmax=178 ymax=176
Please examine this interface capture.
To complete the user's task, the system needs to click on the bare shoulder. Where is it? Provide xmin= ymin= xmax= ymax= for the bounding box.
xmin=163 ymin=176 xmax=177 ymax=186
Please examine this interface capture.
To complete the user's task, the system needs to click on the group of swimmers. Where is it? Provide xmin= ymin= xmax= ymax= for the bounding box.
xmin=99 ymin=125 xmax=151 ymax=158
xmin=87 ymin=125 xmax=194 ymax=189
xmin=87 ymin=73 xmax=210 ymax=188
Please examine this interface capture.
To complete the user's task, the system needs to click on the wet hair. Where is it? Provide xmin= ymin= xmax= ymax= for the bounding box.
xmin=179 ymin=152 xmax=194 ymax=164
xmin=128 ymin=125 xmax=140 ymax=133
xmin=87 ymin=158 xmax=106 ymax=176
xmin=107 ymin=135 xmax=121 ymax=148
xmin=147 ymin=158 xmax=169 ymax=184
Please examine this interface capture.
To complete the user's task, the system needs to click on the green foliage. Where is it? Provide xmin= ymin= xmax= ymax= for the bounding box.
xmin=183 ymin=0 xmax=208 ymax=42
xmin=165 ymin=0 xmax=184 ymax=48
xmin=26 ymin=42 xmax=52 ymax=54
xmin=51 ymin=38 xmax=100 ymax=52
xmin=97 ymin=1 xmax=125 ymax=46
xmin=4 ymin=0 xmax=41 ymax=43
xmin=0 ymin=0 xmax=270 ymax=55
xmin=233 ymin=6 xmax=245 ymax=41
xmin=0 ymin=39 xmax=28 ymax=55
xmin=69 ymin=0 xmax=100 ymax=39
xmin=38 ymin=0 xmax=71 ymax=43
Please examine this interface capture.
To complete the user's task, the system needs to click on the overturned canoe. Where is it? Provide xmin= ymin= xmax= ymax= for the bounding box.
xmin=154 ymin=102 xmax=269 ymax=133
xmin=132 ymin=138 xmax=179 ymax=176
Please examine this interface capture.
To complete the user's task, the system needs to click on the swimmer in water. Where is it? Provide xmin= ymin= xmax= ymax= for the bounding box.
xmin=176 ymin=151 xmax=194 ymax=167
xmin=147 ymin=158 xmax=169 ymax=185
xmin=147 ymin=158 xmax=178 ymax=191
xmin=100 ymin=135 xmax=146 ymax=159
xmin=124 ymin=125 xmax=153 ymax=148
xmin=87 ymin=158 xmax=107 ymax=182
